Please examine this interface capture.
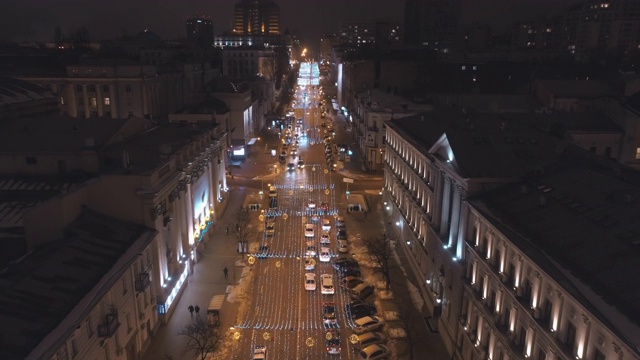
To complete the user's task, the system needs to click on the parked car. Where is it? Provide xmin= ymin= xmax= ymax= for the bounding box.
xmin=336 ymin=229 xmax=347 ymax=241
xmin=353 ymin=316 xmax=384 ymax=335
xmin=337 ymin=240 xmax=348 ymax=253
xmin=340 ymin=276 xmax=364 ymax=290
xmin=333 ymin=258 xmax=358 ymax=271
xmin=357 ymin=344 xmax=389 ymax=360
xmin=346 ymin=302 xmax=377 ymax=319
xmin=340 ymin=267 xmax=362 ymax=278
xmin=350 ymin=283 xmax=374 ymax=301
xmin=352 ymin=332 xmax=387 ymax=350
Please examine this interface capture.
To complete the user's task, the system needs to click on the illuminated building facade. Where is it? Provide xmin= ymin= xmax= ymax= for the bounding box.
xmin=233 ymin=0 xmax=280 ymax=36
xmin=383 ymin=110 xmax=640 ymax=359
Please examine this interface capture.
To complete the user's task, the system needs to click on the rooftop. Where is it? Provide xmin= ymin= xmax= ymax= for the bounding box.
xmin=0 ymin=209 xmax=157 ymax=359
xmin=0 ymin=116 xmax=134 ymax=153
xmin=386 ymin=108 xmax=562 ymax=178
xmin=535 ymin=79 xmax=615 ymax=99
xmin=100 ymin=124 xmax=214 ymax=175
xmin=470 ymin=156 xmax=640 ymax=349
xmin=0 ymin=77 xmax=55 ymax=106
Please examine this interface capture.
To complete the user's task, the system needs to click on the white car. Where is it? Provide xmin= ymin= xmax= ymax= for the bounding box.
xmin=357 ymin=344 xmax=389 ymax=360
xmin=337 ymin=240 xmax=349 ymax=253
xmin=304 ymin=223 xmax=314 ymax=238
xmin=307 ymin=200 xmax=316 ymax=209
xmin=321 ymin=274 xmax=334 ymax=295
xmin=320 ymin=232 xmax=331 ymax=245
xmin=304 ymin=257 xmax=316 ymax=271
xmin=305 ymin=273 xmax=316 ymax=291
xmin=353 ymin=316 xmax=384 ymax=334
xmin=306 ymin=244 xmax=317 ymax=257
xmin=322 ymin=218 xmax=331 ymax=231
xmin=319 ymin=247 xmax=331 ymax=262
xmin=253 ymin=345 xmax=267 ymax=360
xmin=265 ymin=224 xmax=275 ymax=237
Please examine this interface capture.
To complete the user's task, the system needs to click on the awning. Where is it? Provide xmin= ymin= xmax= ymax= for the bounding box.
xmin=247 ymin=138 xmax=258 ymax=146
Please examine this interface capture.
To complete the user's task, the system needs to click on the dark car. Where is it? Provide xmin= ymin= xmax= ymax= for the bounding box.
xmin=257 ymin=245 xmax=269 ymax=259
xmin=333 ymin=258 xmax=358 ymax=270
xmin=287 ymin=163 xmax=296 ymax=171
xmin=337 ymin=229 xmax=347 ymax=241
xmin=339 ymin=267 xmax=362 ymax=278
xmin=350 ymin=284 xmax=375 ymax=301
xmin=341 ymin=276 xmax=364 ymax=290
xmin=279 ymin=155 xmax=286 ymax=163
xmin=269 ymin=197 xmax=278 ymax=209
xmin=346 ymin=302 xmax=377 ymax=320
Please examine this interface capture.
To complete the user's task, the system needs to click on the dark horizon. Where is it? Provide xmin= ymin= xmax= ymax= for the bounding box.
xmin=1 ymin=0 xmax=578 ymax=50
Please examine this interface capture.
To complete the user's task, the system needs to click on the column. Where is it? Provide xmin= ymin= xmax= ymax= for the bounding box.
xmin=457 ymin=196 xmax=469 ymax=260
xmin=82 ymin=84 xmax=90 ymax=118
xmin=96 ymin=84 xmax=104 ymax=116
xmin=448 ymin=184 xmax=462 ymax=249
xmin=109 ymin=84 xmax=118 ymax=118
xmin=439 ymin=176 xmax=452 ymax=238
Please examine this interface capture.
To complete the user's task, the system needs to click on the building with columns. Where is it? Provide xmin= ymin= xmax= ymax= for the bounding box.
xmin=383 ymin=108 xmax=566 ymax=357
xmin=384 ymin=108 xmax=640 ymax=359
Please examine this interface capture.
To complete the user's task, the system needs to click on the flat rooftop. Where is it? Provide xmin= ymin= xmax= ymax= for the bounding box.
xmin=0 ymin=210 xmax=156 ymax=359
xmin=470 ymin=157 xmax=640 ymax=348
xmin=386 ymin=108 xmax=562 ymax=178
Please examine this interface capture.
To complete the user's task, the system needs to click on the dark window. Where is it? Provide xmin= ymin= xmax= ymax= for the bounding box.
xmin=590 ymin=146 xmax=597 ymax=153
xmin=605 ymin=147 xmax=612 ymax=158
xmin=76 ymin=85 xmax=83 ymax=92
xmin=102 ymin=85 xmax=109 ymax=92
xmin=594 ymin=348 xmax=606 ymax=360
xmin=126 ymin=85 xmax=132 ymax=92
xmin=87 ymin=85 xmax=96 ymax=92
xmin=25 ymin=156 xmax=37 ymax=165
xmin=566 ymin=322 xmax=577 ymax=353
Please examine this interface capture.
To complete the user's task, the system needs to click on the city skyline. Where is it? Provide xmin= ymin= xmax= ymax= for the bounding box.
xmin=2 ymin=0 xmax=578 ymax=47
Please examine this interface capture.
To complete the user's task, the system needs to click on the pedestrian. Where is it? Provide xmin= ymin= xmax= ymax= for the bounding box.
xmin=194 ymin=305 xmax=200 ymax=317
xmin=223 ymin=266 xmax=228 ymax=279
xmin=188 ymin=305 xmax=194 ymax=318
xmin=226 ymin=226 xmax=229 ymax=235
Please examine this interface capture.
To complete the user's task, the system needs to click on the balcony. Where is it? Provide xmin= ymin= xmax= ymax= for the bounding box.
xmin=135 ymin=272 xmax=151 ymax=292
xmin=98 ymin=308 xmax=120 ymax=338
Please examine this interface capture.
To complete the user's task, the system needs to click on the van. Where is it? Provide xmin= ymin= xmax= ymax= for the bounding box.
xmin=350 ymin=283 xmax=374 ymax=300
xmin=321 ymin=274 xmax=334 ymax=295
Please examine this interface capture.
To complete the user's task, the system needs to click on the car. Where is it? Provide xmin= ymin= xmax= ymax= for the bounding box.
xmin=291 ymin=149 xmax=298 ymax=156
xmin=305 ymin=273 xmax=317 ymax=291
xmin=265 ymin=224 xmax=275 ymax=237
xmin=350 ymin=283 xmax=375 ymax=301
xmin=268 ymin=197 xmax=278 ymax=210
xmin=279 ymin=155 xmax=286 ymax=164
xmin=319 ymin=202 xmax=329 ymax=211
xmin=337 ymin=240 xmax=349 ymax=253
xmin=280 ymin=151 xmax=287 ymax=157
xmin=340 ymin=267 xmax=362 ymax=278
xmin=341 ymin=276 xmax=364 ymax=290
xmin=357 ymin=344 xmax=390 ymax=360
xmin=325 ymin=329 xmax=341 ymax=354
xmin=352 ymin=331 xmax=387 ymax=350
xmin=333 ymin=258 xmax=359 ymax=271
xmin=320 ymin=274 xmax=335 ymax=295
xmin=257 ymin=245 xmax=269 ymax=259
xmin=346 ymin=302 xmax=377 ymax=319
xmin=353 ymin=316 xmax=384 ymax=335
xmin=320 ymin=232 xmax=331 ymax=245
xmin=336 ymin=229 xmax=347 ymax=241
xmin=304 ymin=257 xmax=316 ymax=271
xmin=322 ymin=302 xmax=337 ymax=326
xmin=322 ymin=218 xmax=331 ymax=231
xmin=305 ymin=223 xmax=314 ymax=238
xmin=287 ymin=163 xmax=296 ymax=171
xmin=306 ymin=243 xmax=317 ymax=257
xmin=297 ymin=159 xmax=305 ymax=168
xmin=253 ymin=345 xmax=267 ymax=360
xmin=268 ymin=189 xmax=277 ymax=198
xmin=335 ymin=216 xmax=346 ymax=228
xmin=307 ymin=200 xmax=316 ymax=209
xmin=319 ymin=247 xmax=331 ymax=262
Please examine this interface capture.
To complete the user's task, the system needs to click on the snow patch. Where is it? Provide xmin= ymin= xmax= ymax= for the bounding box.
xmin=388 ymin=327 xmax=407 ymax=339
xmin=383 ymin=310 xmax=401 ymax=322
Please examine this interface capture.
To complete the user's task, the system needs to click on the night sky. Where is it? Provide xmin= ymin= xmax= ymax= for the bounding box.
xmin=1 ymin=0 xmax=578 ymax=48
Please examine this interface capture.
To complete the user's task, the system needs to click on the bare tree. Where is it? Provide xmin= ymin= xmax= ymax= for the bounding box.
xmin=363 ymin=235 xmax=396 ymax=290
xmin=177 ymin=317 xmax=222 ymax=360
xmin=227 ymin=208 xmax=258 ymax=254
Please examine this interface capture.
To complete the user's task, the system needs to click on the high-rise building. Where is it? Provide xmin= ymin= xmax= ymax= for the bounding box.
xmin=404 ymin=0 xmax=461 ymax=53
xmin=233 ymin=0 xmax=280 ymax=36
xmin=186 ymin=15 xmax=214 ymax=48
xmin=563 ymin=0 xmax=640 ymax=61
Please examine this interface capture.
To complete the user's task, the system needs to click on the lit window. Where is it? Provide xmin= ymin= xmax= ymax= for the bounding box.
xmin=104 ymin=97 xmax=111 ymax=106
xmin=90 ymin=97 xmax=97 ymax=107
xmin=636 ymin=147 xmax=640 ymax=160
xmin=60 ymin=97 xmax=64 ymax=105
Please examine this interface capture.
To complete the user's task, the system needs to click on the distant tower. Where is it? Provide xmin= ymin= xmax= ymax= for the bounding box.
xmin=404 ymin=0 xmax=461 ymax=53
xmin=233 ymin=0 xmax=280 ymax=35
xmin=186 ymin=15 xmax=214 ymax=48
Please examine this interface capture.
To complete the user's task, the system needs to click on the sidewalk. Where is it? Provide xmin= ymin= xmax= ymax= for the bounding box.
xmin=142 ymin=188 xmax=249 ymax=360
